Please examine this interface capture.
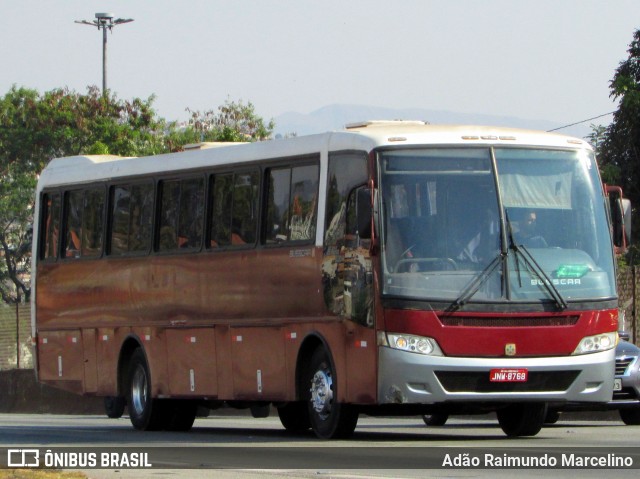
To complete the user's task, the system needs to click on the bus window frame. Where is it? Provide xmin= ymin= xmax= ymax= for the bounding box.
xmin=106 ymin=179 xmax=155 ymax=258
xmin=261 ymin=155 xmax=320 ymax=248
xmin=206 ymin=166 xmax=262 ymax=252
xmin=38 ymin=189 xmax=63 ymax=263
xmin=61 ymin=184 xmax=108 ymax=261
xmin=155 ymin=173 xmax=207 ymax=255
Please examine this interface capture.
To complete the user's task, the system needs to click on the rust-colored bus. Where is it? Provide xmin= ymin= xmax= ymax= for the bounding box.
xmin=32 ymin=122 xmax=622 ymax=438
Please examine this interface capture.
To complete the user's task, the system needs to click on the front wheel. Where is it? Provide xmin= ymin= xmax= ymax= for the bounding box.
xmin=127 ymin=348 xmax=166 ymax=431
xmin=497 ymin=403 xmax=546 ymax=437
xmin=619 ymin=408 xmax=640 ymax=425
xmin=306 ymin=347 xmax=358 ymax=439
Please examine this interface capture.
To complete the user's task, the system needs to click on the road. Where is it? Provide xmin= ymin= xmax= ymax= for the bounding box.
xmin=0 ymin=413 xmax=639 ymax=478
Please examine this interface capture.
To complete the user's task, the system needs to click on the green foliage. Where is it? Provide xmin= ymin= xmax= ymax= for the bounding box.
xmin=586 ymin=124 xmax=608 ymax=157
xmin=187 ymin=98 xmax=275 ymax=142
xmin=599 ymin=29 xmax=640 ymax=263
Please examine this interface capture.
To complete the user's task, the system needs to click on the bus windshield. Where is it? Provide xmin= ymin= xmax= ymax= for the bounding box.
xmin=380 ymin=147 xmax=616 ymax=305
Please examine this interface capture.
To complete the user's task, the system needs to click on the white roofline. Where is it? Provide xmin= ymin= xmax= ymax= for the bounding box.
xmin=36 ymin=123 xmax=591 ymax=191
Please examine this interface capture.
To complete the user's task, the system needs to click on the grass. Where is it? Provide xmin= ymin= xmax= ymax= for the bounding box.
xmin=0 ymin=471 xmax=87 ymax=479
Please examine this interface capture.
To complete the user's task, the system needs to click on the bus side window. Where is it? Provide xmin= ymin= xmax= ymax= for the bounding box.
xmin=159 ymin=180 xmax=180 ymax=250
xmin=323 ymin=152 xmax=371 ymax=325
xmin=110 ymin=186 xmax=129 ymax=255
xmin=81 ymin=188 xmax=105 ymax=257
xmin=265 ymin=163 xmax=318 ymax=244
xmin=62 ymin=187 xmax=106 ymax=259
xmin=290 ymin=164 xmax=318 ymax=241
xmin=209 ymin=174 xmax=233 ymax=248
xmin=109 ymin=183 xmax=153 ymax=255
xmin=231 ymin=171 xmax=259 ymax=245
xmin=158 ymin=177 xmax=204 ymax=251
xmin=208 ymin=170 xmax=259 ymax=248
xmin=41 ymin=192 xmax=61 ymax=260
xmin=265 ymin=168 xmax=291 ymax=243
xmin=64 ymin=190 xmax=84 ymax=259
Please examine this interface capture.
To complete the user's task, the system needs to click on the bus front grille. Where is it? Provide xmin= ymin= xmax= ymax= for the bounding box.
xmin=438 ymin=316 xmax=580 ymax=327
xmin=434 ymin=370 xmax=580 ymax=393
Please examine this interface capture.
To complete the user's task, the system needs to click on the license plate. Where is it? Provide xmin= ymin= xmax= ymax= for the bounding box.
xmin=614 ymin=378 xmax=622 ymax=391
xmin=489 ymin=368 xmax=528 ymax=382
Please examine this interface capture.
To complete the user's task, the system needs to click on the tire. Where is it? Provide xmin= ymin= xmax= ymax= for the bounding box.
xmin=497 ymin=403 xmax=546 ymax=437
xmin=127 ymin=348 xmax=166 ymax=431
xmin=104 ymin=396 xmax=126 ymax=419
xmin=250 ymin=403 xmax=271 ymax=418
xmin=619 ymin=408 xmax=640 ymax=425
xmin=544 ymin=409 xmax=561 ymax=425
xmin=306 ymin=347 xmax=358 ymax=439
xmin=164 ymin=400 xmax=197 ymax=431
xmin=422 ymin=413 xmax=449 ymax=426
xmin=277 ymin=401 xmax=311 ymax=432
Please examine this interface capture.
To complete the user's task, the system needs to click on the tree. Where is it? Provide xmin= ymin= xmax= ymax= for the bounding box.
xmin=0 ymin=86 xmax=169 ymax=304
xmin=586 ymin=124 xmax=618 ymax=184
xmin=599 ymin=29 xmax=640 ymax=243
xmin=187 ymin=99 xmax=275 ymax=142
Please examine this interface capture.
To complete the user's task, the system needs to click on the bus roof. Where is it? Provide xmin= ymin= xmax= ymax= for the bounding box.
xmin=37 ymin=122 xmax=591 ymax=191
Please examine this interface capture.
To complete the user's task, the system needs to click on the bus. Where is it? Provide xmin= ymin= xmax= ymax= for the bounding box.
xmin=32 ymin=121 xmax=623 ymax=438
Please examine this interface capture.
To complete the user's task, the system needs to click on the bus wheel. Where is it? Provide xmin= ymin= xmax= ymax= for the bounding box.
xmin=422 ymin=413 xmax=449 ymax=426
xmin=104 ymin=396 xmax=126 ymax=419
xmin=164 ymin=400 xmax=197 ymax=431
xmin=619 ymin=408 xmax=640 ymax=425
xmin=127 ymin=348 xmax=165 ymax=431
xmin=277 ymin=402 xmax=311 ymax=432
xmin=497 ymin=403 xmax=546 ymax=437
xmin=306 ymin=347 xmax=358 ymax=439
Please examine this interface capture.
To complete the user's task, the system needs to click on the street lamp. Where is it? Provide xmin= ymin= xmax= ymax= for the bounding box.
xmin=75 ymin=13 xmax=134 ymax=96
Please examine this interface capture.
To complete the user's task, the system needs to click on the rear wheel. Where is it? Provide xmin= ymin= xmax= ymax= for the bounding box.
xmin=164 ymin=400 xmax=197 ymax=431
xmin=277 ymin=401 xmax=311 ymax=432
xmin=127 ymin=348 xmax=166 ymax=431
xmin=306 ymin=347 xmax=358 ymax=439
xmin=619 ymin=408 xmax=640 ymax=425
xmin=104 ymin=396 xmax=125 ymax=419
xmin=497 ymin=403 xmax=546 ymax=437
xmin=250 ymin=403 xmax=271 ymax=418
xmin=422 ymin=413 xmax=449 ymax=426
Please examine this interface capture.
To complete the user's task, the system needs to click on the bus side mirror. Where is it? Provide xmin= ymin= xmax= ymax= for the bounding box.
xmin=356 ymin=187 xmax=372 ymax=240
xmin=622 ymin=198 xmax=632 ymax=247
xmin=607 ymin=186 xmax=631 ymax=253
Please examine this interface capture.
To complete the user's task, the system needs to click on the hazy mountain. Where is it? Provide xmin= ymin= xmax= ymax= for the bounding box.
xmin=273 ymin=104 xmax=592 ymax=140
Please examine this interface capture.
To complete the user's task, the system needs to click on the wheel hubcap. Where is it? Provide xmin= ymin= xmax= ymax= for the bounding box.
xmin=131 ymin=364 xmax=148 ymax=416
xmin=310 ymin=368 xmax=333 ymax=420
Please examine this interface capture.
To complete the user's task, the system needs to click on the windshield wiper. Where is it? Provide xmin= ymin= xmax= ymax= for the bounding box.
xmin=505 ymin=213 xmax=567 ymax=310
xmin=448 ymin=214 xmax=568 ymax=312
xmin=448 ymin=252 xmax=504 ymax=311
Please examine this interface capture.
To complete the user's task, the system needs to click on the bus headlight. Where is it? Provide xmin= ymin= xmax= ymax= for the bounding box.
xmin=572 ymin=332 xmax=617 ymax=355
xmin=379 ymin=332 xmax=443 ymax=356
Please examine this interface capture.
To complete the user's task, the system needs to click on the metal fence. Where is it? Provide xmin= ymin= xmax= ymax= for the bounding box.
xmin=0 ymin=303 xmax=32 ymax=370
xmin=1 ymin=269 xmax=639 ymax=370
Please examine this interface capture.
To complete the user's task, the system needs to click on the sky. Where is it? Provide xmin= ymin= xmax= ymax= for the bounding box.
xmin=1 ymin=0 xmax=639 ymax=129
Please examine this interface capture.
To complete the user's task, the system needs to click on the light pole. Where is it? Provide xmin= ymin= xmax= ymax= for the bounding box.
xmin=75 ymin=13 xmax=134 ymax=96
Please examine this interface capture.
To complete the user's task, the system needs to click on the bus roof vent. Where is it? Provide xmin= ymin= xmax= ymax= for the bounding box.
xmin=345 ymin=120 xmax=428 ymax=129
xmin=183 ymin=141 xmax=248 ymax=151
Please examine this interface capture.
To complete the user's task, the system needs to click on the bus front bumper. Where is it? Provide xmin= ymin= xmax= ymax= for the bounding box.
xmin=378 ymin=346 xmax=615 ymax=405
